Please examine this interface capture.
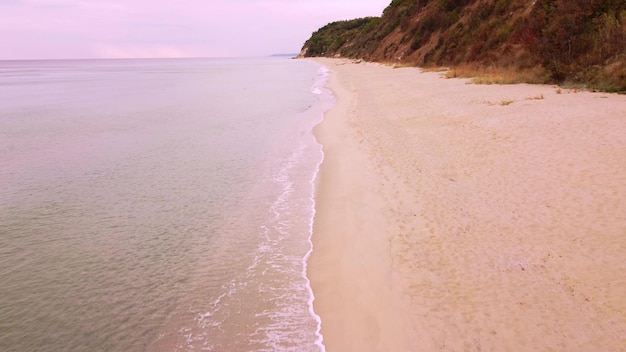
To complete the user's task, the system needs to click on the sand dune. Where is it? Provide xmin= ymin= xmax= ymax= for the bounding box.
xmin=309 ymin=58 xmax=626 ymax=351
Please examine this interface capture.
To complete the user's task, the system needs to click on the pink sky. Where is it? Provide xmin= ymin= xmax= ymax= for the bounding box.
xmin=0 ymin=0 xmax=391 ymax=59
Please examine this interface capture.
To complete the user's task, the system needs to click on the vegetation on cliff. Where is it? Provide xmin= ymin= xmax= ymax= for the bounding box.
xmin=300 ymin=0 xmax=626 ymax=92
xmin=300 ymin=17 xmax=380 ymax=57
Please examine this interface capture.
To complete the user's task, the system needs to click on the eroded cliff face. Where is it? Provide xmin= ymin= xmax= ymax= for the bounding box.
xmin=301 ymin=0 xmax=626 ymax=91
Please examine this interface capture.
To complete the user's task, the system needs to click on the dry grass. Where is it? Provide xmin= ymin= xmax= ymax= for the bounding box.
xmin=474 ymin=99 xmax=517 ymax=106
xmin=421 ymin=66 xmax=449 ymax=73
xmin=391 ymin=63 xmax=415 ymax=69
xmin=526 ymin=93 xmax=545 ymax=100
xmin=444 ymin=62 xmax=624 ymax=93
xmin=445 ymin=64 xmax=548 ymax=85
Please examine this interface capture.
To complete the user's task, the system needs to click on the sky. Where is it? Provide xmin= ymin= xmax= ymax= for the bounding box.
xmin=0 ymin=0 xmax=391 ymax=60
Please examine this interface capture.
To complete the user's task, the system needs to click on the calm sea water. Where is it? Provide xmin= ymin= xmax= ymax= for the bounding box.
xmin=0 ymin=57 xmax=333 ymax=351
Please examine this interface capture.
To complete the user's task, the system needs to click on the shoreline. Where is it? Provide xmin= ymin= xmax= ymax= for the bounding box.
xmin=308 ymin=60 xmax=423 ymax=351
xmin=308 ymin=58 xmax=626 ymax=351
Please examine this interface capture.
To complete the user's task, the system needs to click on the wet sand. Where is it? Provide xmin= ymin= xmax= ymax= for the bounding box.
xmin=309 ymin=58 xmax=626 ymax=351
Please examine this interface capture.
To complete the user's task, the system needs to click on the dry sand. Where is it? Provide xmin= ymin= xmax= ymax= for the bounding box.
xmin=308 ymin=58 xmax=626 ymax=351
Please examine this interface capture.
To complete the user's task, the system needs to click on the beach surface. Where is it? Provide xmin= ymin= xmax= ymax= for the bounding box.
xmin=308 ymin=58 xmax=626 ymax=351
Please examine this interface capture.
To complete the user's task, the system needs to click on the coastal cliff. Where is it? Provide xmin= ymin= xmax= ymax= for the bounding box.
xmin=300 ymin=0 xmax=626 ymax=91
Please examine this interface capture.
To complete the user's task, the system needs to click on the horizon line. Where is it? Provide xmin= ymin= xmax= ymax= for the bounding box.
xmin=0 ymin=53 xmax=300 ymax=62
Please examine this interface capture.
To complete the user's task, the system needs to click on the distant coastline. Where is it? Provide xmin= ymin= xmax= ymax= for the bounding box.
xmin=270 ymin=53 xmax=299 ymax=58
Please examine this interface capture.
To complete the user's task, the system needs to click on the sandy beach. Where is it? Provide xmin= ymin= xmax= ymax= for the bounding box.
xmin=308 ymin=58 xmax=626 ymax=351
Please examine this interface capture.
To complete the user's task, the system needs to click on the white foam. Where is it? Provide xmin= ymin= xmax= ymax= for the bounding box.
xmin=301 ymin=62 xmax=334 ymax=352
xmin=310 ymin=66 xmax=330 ymax=97
xmin=249 ymin=62 xmax=332 ymax=352
xmin=192 ymin=61 xmax=333 ymax=352
xmin=303 ymin=150 xmax=326 ymax=352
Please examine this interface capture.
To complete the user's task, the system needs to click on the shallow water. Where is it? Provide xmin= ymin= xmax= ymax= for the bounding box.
xmin=0 ymin=57 xmax=332 ymax=351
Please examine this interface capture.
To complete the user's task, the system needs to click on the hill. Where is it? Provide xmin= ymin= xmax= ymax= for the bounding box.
xmin=300 ymin=0 xmax=626 ymax=91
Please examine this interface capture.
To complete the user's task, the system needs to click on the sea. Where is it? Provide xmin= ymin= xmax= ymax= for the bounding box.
xmin=0 ymin=57 xmax=334 ymax=351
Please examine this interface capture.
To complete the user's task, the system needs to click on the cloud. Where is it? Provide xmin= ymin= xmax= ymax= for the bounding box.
xmin=0 ymin=0 xmax=390 ymax=59
xmin=91 ymin=43 xmax=195 ymax=59
xmin=0 ymin=0 xmax=22 ymax=5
